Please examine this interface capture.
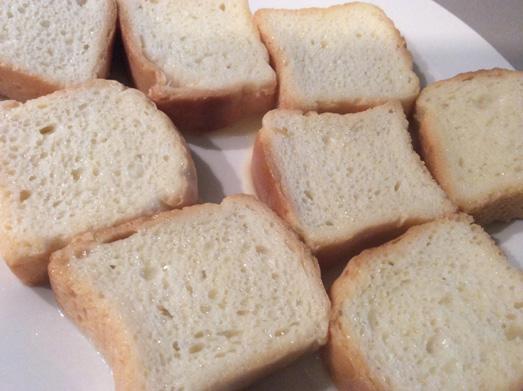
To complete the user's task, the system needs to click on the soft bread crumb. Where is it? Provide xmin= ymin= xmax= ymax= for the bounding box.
xmin=49 ymin=195 xmax=330 ymax=390
xmin=0 ymin=80 xmax=196 ymax=285
xmin=416 ymin=68 xmax=523 ymax=225
xmin=252 ymin=102 xmax=455 ymax=264
xmin=255 ymin=3 xmax=420 ymax=113
xmin=328 ymin=215 xmax=523 ymax=390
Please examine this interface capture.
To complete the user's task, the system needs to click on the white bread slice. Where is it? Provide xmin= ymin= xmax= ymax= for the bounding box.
xmin=48 ymin=194 xmax=330 ymax=391
xmin=251 ymin=102 xmax=455 ymax=266
xmin=0 ymin=0 xmax=116 ymax=101
xmin=117 ymin=0 xmax=276 ymax=131
xmin=0 ymin=80 xmax=197 ymax=285
xmin=416 ymin=68 xmax=523 ymax=225
xmin=254 ymin=2 xmax=420 ymax=114
xmin=327 ymin=214 xmax=523 ymax=391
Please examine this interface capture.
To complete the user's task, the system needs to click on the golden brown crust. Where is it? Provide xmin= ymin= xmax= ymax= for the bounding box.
xmin=117 ymin=0 xmax=276 ymax=132
xmin=416 ymin=68 xmax=523 ymax=225
xmin=0 ymin=0 xmax=116 ymax=101
xmin=49 ymin=194 xmax=330 ymax=390
xmin=251 ymin=133 xmax=300 ymax=231
xmin=49 ymin=222 xmax=147 ymax=391
xmin=254 ymin=3 xmax=419 ymax=115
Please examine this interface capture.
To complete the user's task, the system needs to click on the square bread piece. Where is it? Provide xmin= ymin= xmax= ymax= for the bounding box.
xmin=0 ymin=0 xmax=116 ymax=101
xmin=416 ymin=68 xmax=523 ymax=225
xmin=251 ymin=102 xmax=455 ymax=265
xmin=49 ymin=195 xmax=330 ymax=391
xmin=254 ymin=3 xmax=420 ymax=114
xmin=0 ymin=80 xmax=197 ymax=285
xmin=327 ymin=215 xmax=523 ymax=391
xmin=118 ymin=0 xmax=276 ymax=131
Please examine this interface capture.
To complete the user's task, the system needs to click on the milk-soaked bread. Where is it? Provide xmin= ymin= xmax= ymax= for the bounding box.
xmin=0 ymin=80 xmax=197 ymax=285
xmin=254 ymin=2 xmax=419 ymax=114
xmin=327 ymin=215 xmax=523 ymax=391
xmin=416 ymin=68 xmax=523 ymax=225
xmin=0 ymin=0 xmax=116 ymax=101
xmin=49 ymin=195 xmax=330 ymax=391
xmin=251 ymin=102 xmax=455 ymax=265
xmin=118 ymin=0 xmax=276 ymax=131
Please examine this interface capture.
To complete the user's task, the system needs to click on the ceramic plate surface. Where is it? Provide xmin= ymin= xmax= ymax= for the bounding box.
xmin=0 ymin=1 xmax=520 ymax=390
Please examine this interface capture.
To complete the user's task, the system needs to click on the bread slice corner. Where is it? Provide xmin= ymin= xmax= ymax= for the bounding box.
xmin=49 ymin=194 xmax=330 ymax=390
xmin=327 ymin=213 xmax=523 ymax=390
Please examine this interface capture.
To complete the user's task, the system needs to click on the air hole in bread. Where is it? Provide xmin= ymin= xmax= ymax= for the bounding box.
xmin=19 ymin=190 xmax=31 ymax=202
xmin=71 ymin=169 xmax=82 ymax=182
xmin=255 ymin=245 xmax=268 ymax=254
xmin=304 ymin=190 xmax=314 ymax=201
xmin=40 ymin=20 xmax=50 ymax=28
xmin=39 ymin=125 xmax=55 ymax=135
xmin=76 ymin=0 xmax=87 ymax=6
xmin=504 ymin=324 xmax=523 ymax=341
xmin=157 ymin=305 xmax=173 ymax=319
xmin=189 ymin=343 xmax=204 ymax=354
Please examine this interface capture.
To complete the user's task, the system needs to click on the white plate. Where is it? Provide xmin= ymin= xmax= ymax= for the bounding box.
xmin=0 ymin=1 xmax=521 ymax=390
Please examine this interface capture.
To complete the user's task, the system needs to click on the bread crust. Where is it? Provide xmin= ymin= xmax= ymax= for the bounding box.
xmin=0 ymin=0 xmax=117 ymax=101
xmin=325 ymin=214 xmax=523 ymax=391
xmin=254 ymin=2 xmax=419 ymax=115
xmin=49 ymin=194 xmax=330 ymax=390
xmin=416 ymin=68 xmax=523 ymax=225
xmin=117 ymin=0 xmax=276 ymax=132
xmin=0 ymin=79 xmax=198 ymax=285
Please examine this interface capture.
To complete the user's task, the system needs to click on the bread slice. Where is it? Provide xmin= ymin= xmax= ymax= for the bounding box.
xmin=117 ymin=0 xmax=276 ymax=132
xmin=416 ymin=68 xmax=523 ymax=225
xmin=0 ymin=0 xmax=116 ymax=101
xmin=251 ymin=102 xmax=455 ymax=266
xmin=48 ymin=194 xmax=330 ymax=391
xmin=254 ymin=3 xmax=420 ymax=114
xmin=327 ymin=214 xmax=523 ymax=391
xmin=0 ymin=80 xmax=197 ymax=285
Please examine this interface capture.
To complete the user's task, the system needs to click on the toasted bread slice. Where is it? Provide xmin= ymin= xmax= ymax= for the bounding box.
xmin=255 ymin=2 xmax=419 ymax=114
xmin=49 ymin=194 xmax=330 ymax=391
xmin=416 ymin=68 xmax=523 ymax=225
xmin=0 ymin=0 xmax=116 ymax=100
xmin=251 ymin=102 xmax=455 ymax=265
xmin=327 ymin=214 xmax=523 ymax=391
xmin=0 ymin=80 xmax=197 ymax=285
xmin=118 ymin=0 xmax=276 ymax=131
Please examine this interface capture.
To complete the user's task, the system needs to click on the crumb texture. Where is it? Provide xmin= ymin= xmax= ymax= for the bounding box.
xmin=120 ymin=0 xmax=274 ymax=91
xmin=417 ymin=70 xmax=523 ymax=210
xmin=261 ymin=103 xmax=453 ymax=247
xmin=0 ymin=0 xmax=113 ymax=84
xmin=335 ymin=217 xmax=523 ymax=390
xmin=256 ymin=3 xmax=419 ymax=110
xmin=68 ymin=197 xmax=329 ymax=390
xmin=0 ymin=80 xmax=195 ymax=262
